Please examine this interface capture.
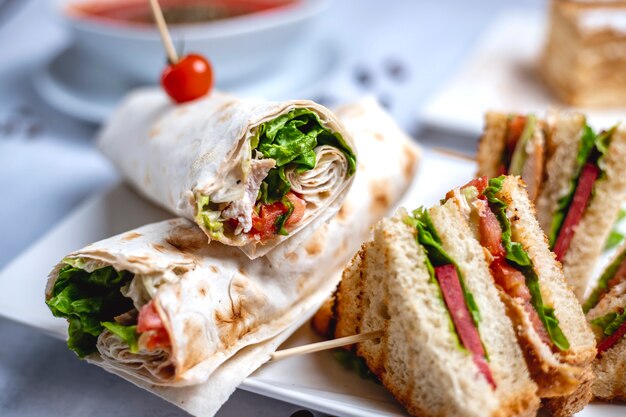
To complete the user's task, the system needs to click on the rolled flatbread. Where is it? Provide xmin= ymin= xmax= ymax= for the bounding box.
xmin=46 ymin=97 xmax=420 ymax=415
xmin=98 ymin=90 xmax=357 ymax=259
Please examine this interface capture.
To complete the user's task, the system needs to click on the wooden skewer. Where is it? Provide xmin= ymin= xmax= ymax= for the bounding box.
xmin=269 ymin=330 xmax=383 ymax=362
xmin=432 ymin=146 xmax=475 ymax=162
xmin=148 ymin=0 xmax=179 ymax=64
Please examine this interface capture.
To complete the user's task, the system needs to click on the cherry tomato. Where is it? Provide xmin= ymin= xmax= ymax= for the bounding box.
xmin=161 ymin=54 xmax=213 ymax=103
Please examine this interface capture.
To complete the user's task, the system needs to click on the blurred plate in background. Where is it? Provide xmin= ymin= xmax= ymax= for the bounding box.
xmin=57 ymin=0 xmax=330 ymax=84
xmin=34 ymin=38 xmax=338 ymax=124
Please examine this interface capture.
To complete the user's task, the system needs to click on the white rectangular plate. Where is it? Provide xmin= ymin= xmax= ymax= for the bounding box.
xmin=0 ymin=149 xmax=621 ymax=416
xmin=421 ymin=10 xmax=626 ymax=136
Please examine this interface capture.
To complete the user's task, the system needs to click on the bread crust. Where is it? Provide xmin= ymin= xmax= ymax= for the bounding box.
xmin=448 ymin=175 xmax=595 ymax=414
xmin=331 ymin=209 xmax=540 ymax=417
xmin=592 ymin=337 xmax=626 ymax=401
xmin=499 ymin=293 xmax=583 ymax=397
xmin=477 ymin=112 xmax=508 ymax=178
xmin=538 ymin=115 xmax=626 ymax=301
xmin=560 ymin=123 xmax=626 ymax=300
xmin=542 ymin=367 xmax=595 ymax=417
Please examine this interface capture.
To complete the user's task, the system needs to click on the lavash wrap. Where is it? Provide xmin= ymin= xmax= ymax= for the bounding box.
xmin=46 ymin=97 xmax=420 ymax=416
xmin=97 ymin=89 xmax=356 ymax=260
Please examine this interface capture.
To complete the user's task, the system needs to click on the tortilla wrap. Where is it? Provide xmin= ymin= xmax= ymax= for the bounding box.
xmin=46 ymin=97 xmax=420 ymax=415
xmin=98 ymin=89 xmax=357 ymax=259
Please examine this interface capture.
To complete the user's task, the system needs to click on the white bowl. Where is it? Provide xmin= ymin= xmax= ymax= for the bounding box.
xmin=57 ymin=0 xmax=330 ymax=84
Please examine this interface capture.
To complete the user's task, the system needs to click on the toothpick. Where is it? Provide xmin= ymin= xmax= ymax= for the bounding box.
xmin=270 ymin=330 xmax=383 ymax=362
xmin=432 ymin=147 xmax=474 ymax=162
xmin=148 ymin=0 xmax=179 ymax=64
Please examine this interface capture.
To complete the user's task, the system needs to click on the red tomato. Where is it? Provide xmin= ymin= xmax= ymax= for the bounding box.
xmin=250 ymin=202 xmax=287 ymax=239
xmin=506 ymin=115 xmax=527 ymax=157
xmin=285 ymin=192 xmax=305 ymax=226
xmin=497 ymin=164 xmax=507 ymax=176
xmin=145 ymin=330 xmax=171 ymax=351
xmin=161 ymin=54 xmax=213 ymax=103
xmin=490 ymin=258 xmax=530 ymax=301
xmin=477 ymin=202 xmax=506 ymax=257
xmin=490 ymin=258 xmax=553 ymax=346
xmin=597 ymin=319 xmax=626 ymax=357
xmin=137 ymin=300 xmax=171 ymax=350
xmin=137 ymin=300 xmax=163 ymax=332
xmin=466 ymin=176 xmax=490 ymax=194
xmin=446 ymin=176 xmax=490 ymax=200
xmin=249 ymin=192 xmax=305 ymax=239
xmin=553 ymin=163 xmax=599 ymax=261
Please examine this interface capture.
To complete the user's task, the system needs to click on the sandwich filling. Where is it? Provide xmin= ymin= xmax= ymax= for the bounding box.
xmin=195 ymin=108 xmax=356 ymax=243
xmin=584 ymin=244 xmax=626 ymax=356
xmin=549 ymin=126 xmax=614 ymax=261
xmin=46 ymin=260 xmax=170 ymax=358
xmin=453 ymin=176 xmax=570 ymax=352
xmin=498 ymin=114 xmax=536 ymax=177
xmin=405 ymin=209 xmax=496 ymax=389
xmin=583 ymin=247 xmax=626 ymax=313
xmin=591 ymin=305 xmax=626 ymax=357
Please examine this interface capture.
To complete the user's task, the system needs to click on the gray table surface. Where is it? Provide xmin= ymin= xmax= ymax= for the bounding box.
xmin=0 ymin=0 xmax=544 ymax=416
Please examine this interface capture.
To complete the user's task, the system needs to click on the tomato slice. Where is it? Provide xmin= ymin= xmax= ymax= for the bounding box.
xmin=137 ymin=300 xmax=163 ymax=332
xmin=478 ymin=201 xmax=554 ymax=348
xmin=285 ymin=192 xmax=305 ymax=226
xmin=497 ymin=164 xmax=507 ymax=176
xmin=446 ymin=176 xmax=490 ymax=200
xmin=435 ymin=264 xmax=496 ymax=389
xmin=249 ymin=192 xmax=305 ymax=239
xmin=490 ymin=258 xmax=552 ymax=346
xmin=597 ymin=319 xmax=626 ymax=357
xmin=477 ymin=201 xmax=506 ymax=258
xmin=250 ymin=202 xmax=286 ymax=239
xmin=490 ymin=258 xmax=530 ymax=300
xmin=137 ymin=300 xmax=171 ymax=350
xmin=553 ymin=163 xmax=600 ymax=261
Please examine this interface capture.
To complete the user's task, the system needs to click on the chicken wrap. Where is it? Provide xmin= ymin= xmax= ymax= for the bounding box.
xmin=98 ymin=90 xmax=357 ymax=259
xmin=46 ymin=97 xmax=420 ymax=416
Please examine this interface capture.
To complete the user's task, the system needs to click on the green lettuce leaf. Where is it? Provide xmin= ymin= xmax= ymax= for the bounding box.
xmin=583 ymin=247 xmax=626 ymax=313
xmin=195 ymin=195 xmax=224 ymax=239
xmin=253 ymin=108 xmax=356 ymax=205
xmin=274 ymin=195 xmax=295 ymax=236
xmin=483 ymin=176 xmax=571 ymax=351
xmin=405 ymin=208 xmax=481 ymax=340
xmin=333 ymin=349 xmax=379 ymax=383
xmin=591 ymin=310 xmax=626 ymax=337
xmin=258 ymin=166 xmax=291 ymax=205
xmin=548 ymin=126 xmax=611 ymax=246
xmin=508 ymin=115 xmax=536 ymax=176
xmin=46 ymin=263 xmax=135 ymax=357
xmin=102 ymin=322 xmax=139 ymax=353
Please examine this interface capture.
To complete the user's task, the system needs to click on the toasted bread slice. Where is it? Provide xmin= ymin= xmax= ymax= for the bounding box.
xmin=477 ymin=112 xmax=509 ymax=178
xmin=537 ymin=113 xmax=626 ymax=300
xmin=493 ymin=177 xmax=597 ymax=399
xmin=333 ymin=207 xmax=539 ymax=417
